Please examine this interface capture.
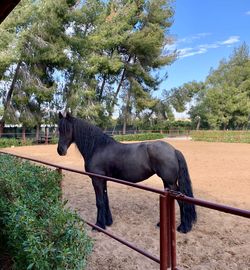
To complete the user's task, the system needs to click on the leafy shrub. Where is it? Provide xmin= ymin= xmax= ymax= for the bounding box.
xmin=190 ymin=130 xmax=250 ymax=143
xmin=0 ymin=138 xmax=34 ymax=148
xmin=114 ymin=133 xmax=165 ymax=141
xmin=0 ymin=154 xmax=92 ymax=270
xmin=50 ymin=136 xmax=58 ymax=144
xmin=0 ymin=137 xmax=59 ymax=148
xmin=135 ymin=119 xmax=192 ymax=131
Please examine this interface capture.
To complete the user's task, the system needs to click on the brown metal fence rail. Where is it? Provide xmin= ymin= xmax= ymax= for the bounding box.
xmin=0 ymin=150 xmax=250 ymax=270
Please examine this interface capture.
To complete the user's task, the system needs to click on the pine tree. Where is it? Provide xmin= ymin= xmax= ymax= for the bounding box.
xmin=0 ymin=0 xmax=78 ymax=136
xmin=86 ymin=0 xmax=176 ymax=132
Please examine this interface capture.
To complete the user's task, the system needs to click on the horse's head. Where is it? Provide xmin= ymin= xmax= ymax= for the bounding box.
xmin=57 ymin=112 xmax=74 ymax=156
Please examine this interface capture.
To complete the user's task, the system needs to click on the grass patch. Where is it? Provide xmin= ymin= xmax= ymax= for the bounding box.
xmin=190 ymin=130 xmax=250 ymax=143
xmin=0 ymin=154 xmax=92 ymax=270
xmin=114 ymin=133 xmax=165 ymax=141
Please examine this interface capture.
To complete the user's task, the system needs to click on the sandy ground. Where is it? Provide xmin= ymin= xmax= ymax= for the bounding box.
xmin=1 ymin=139 xmax=250 ymax=270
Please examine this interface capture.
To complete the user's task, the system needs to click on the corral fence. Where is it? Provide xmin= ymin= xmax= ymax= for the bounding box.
xmin=0 ymin=129 xmax=190 ymax=144
xmin=106 ymin=129 xmax=190 ymax=138
xmin=0 ymin=150 xmax=249 ymax=270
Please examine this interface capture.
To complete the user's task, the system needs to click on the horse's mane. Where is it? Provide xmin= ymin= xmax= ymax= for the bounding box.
xmin=72 ymin=117 xmax=116 ymax=161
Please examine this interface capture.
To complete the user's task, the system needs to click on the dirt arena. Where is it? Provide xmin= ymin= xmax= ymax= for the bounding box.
xmin=2 ymin=139 xmax=250 ymax=270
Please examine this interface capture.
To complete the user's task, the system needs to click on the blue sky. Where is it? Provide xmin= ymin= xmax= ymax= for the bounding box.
xmin=158 ymin=0 xmax=250 ymax=97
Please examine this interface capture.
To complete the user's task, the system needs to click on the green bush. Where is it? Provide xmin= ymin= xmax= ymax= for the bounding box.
xmin=50 ymin=136 xmax=58 ymax=144
xmin=0 ymin=155 xmax=92 ymax=270
xmin=0 ymin=137 xmax=59 ymax=148
xmin=114 ymin=133 xmax=165 ymax=141
xmin=190 ymin=130 xmax=250 ymax=143
xmin=0 ymin=138 xmax=34 ymax=148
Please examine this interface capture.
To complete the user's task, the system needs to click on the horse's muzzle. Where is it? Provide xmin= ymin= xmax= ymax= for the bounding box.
xmin=57 ymin=146 xmax=67 ymax=156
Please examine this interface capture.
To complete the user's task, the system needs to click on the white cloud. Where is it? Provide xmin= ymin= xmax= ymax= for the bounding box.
xmin=177 ymin=32 xmax=211 ymax=44
xmin=177 ymin=36 xmax=240 ymax=58
xmin=245 ymin=11 xmax=250 ymax=15
xmin=163 ymin=34 xmax=240 ymax=59
xmin=178 ymin=47 xmax=207 ymax=58
xmin=219 ymin=36 xmax=240 ymax=45
xmin=198 ymin=43 xmax=220 ymax=49
xmin=163 ymin=44 xmax=176 ymax=52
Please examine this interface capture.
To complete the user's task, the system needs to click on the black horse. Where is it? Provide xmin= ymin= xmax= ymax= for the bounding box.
xmin=57 ymin=112 xmax=197 ymax=233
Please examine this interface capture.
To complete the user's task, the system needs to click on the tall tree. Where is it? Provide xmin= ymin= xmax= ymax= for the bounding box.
xmin=0 ymin=0 xmax=177 ymax=134
xmin=173 ymin=43 xmax=250 ymax=130
xmin=88 ymin=0 xmax=176 ymax=132
xmin=0 ymin=0 xmax=78 ymax=136
xmin=202 ymin=43 xmax=250 ymax=129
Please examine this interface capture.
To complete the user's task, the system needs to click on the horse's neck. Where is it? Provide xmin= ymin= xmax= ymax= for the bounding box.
xmin=73 ymin=120 xmax=93 ymax=161
xmin=73 ymin=119 xmax=113 ymax=162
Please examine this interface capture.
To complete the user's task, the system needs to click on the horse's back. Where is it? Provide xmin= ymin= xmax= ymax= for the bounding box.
xmin=88 ymin=141 xmax=153 ymax=182
xmin=146 ymin=141 xmax=179 ymax=183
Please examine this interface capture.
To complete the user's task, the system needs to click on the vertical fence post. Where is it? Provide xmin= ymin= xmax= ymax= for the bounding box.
xmin=160 ymin=192 xmax=171 ymax=270
xmin=169 ymin=194 xmax=177 ymax=270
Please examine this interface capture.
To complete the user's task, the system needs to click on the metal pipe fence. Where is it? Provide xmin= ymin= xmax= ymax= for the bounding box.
xmin=0 ymin=150 xmax=249 ymax=270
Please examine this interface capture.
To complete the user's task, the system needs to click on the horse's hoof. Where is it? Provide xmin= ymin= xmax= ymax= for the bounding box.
xmin=177 ymin=224 xmax=191 ymax=234
xmin=106 ymin=219 xmax=113 ymax=226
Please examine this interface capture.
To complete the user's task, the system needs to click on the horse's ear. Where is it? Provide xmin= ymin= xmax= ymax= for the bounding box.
xmin=59 ymin=112 xmax=64 ymax=119
xmin=66 ymin=111 xmax=73 ymax=121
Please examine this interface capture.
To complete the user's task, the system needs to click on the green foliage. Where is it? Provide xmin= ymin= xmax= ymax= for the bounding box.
xmin=0 ymin=137 xmax=59 ymax=148
xmin=0 ymin=138 xmax=33 ymax=148
xmin=165 ymin=81 xmax=204 ymax=112
xmin=191 ymin=130 xmax=250 ymax=143
xmin=50 ymin=136 xmax=59 ymax=144
xmin=1 ymin=0 xmax=176 ymax=132
xmin=84 ymin=0 xmax=176 ymax=130
xmin=0 ymin=0 xmax=71 ymax=127
xmin=191 ymin=44 xmax=250 ymax=130
xmin=0 ymin=155 xmax=92 ymax=269
xmin=134 ymin=118 xmax=191 ymax=131
xmin=114 ymin=132 xmax=165 ymax=141
xmin=167 ymin=43 xmax=250 ymax=130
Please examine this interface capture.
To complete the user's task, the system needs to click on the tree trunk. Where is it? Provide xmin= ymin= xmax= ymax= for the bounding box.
xmin=22 ymin=126 xmax=26 ymax=143
xmin=110 ymin=68 xmax=126 ymax=114
xmin=1 ymin=62 xmax=22 ymax=135
xmin=196 ymin=119 xmax=201 ymax=130
xmin=36 ymin=125 xmax=40 ymax=142
xmin=5 ymin=62 xmax=21 ymax=109
xmin=0 ymin=120 xmax=4 ymax=137
xmin=122 ymin=87 xmax=131 ymax=135
xmin=98 ymin=74 xmax=107 ymax=101
xmin=109 ymin=55 xmax=132 ymax=115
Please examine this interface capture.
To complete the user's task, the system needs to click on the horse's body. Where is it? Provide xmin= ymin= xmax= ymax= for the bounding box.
xmin=57 ymin=113 xmax=197 ymax=233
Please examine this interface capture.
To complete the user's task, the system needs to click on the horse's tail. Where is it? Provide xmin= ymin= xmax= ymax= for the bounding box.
xmin=175 ymin=149 xmax=197 ymax=233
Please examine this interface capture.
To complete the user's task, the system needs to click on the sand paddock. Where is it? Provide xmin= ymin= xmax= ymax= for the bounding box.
xmin=2 ymin=139 xmax=250 ymax=270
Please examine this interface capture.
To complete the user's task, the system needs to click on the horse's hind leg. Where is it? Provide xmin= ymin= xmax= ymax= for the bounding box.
xmin=103 ymin=181 xmax=113 ymax=226
xmin=162 ymin=179 xmax=194 ymax=233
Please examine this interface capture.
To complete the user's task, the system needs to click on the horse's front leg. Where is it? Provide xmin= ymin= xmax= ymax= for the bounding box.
xmin=92 ymin=178 xmax=106 ymax=229
xmin=103 ymin=181 xmax=113 ymax=226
